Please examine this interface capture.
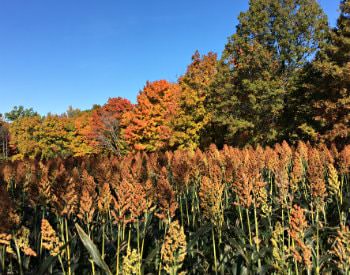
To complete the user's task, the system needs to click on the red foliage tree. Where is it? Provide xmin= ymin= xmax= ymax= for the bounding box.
xmin=90 ymin=97 xmax=133 ymax=155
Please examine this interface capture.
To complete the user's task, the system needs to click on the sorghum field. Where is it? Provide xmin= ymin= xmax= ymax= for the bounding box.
xmin=0 ymin=142 xmax=349 ymax=274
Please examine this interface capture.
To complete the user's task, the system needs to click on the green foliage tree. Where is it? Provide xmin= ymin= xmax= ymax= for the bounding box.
xmin=293 ymin=0 xmax=350 ymax=147
xmin=35 ymin=115 xmax=73 ymax=159
xmin=5 ymin=106 xmax=39 ymax=122
xmin=208 ymin=0 xmax=328 ymax=147
xmin=65 ymin=106 xmax=82 ymax=118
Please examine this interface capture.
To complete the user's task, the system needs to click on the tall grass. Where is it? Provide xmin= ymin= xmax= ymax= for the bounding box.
xmin=0 ymin=141 xmax=349 ymax=274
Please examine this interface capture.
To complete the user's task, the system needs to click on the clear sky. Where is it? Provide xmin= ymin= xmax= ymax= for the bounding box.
xmin=0 ymin=0 xmax=340 ymax=115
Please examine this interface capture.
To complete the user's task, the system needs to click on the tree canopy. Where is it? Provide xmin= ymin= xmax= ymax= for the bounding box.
xmin=2 ymin=0 xmax=349 ymax=159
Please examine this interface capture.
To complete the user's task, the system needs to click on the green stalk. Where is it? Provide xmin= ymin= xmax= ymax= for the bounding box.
xmin=238 ymin=205 xmax=244 ymax=231
xmin=212 ymin=227 xmax=218 ymax=275
xmin=316 ymin=209 xmax=320 ymax=275
xmin=1 ymin=246 xmax=5 ymax=273
xmin=90 ymin=259 xmax=96 ymax=274
xmin=64 ymin=218 xmax=72 ymax=275
xmin=246 ymin=208 xmax=252 ymax=246
xmin=282 ymin=208 xmax=285 ymax=247
xmin=58 ymin=254 xmax=67 ymax=275
xmin=39 ymin=210 xmax=45 ymax=256
xmin=292 ymin=239 xmax=299 ymax=275
xmin=192 ymin=190 xmax=197 ymax=228
xmin=14 ymin=238 xmax=23 ymax=275
xmin=253 ymin=205 xmax=261 ymax=271
xmin=101 ymin=220 xmax=106 ymax=259
xmin=137 ymin=220 xmax=140 ymax=253
xmin=116 ymin=222 xmax=121 ymax=275
xmin=185 ymin=189 xmax=190 ymax=227
xmin=122 ymin=222 xmax=126 ymax=241
xmin=179 ymin=195 xmax=184 ymax=227
xmin=141 ymin=212 xmax=148 ymax=259
xmin=127 ymin=224 xmax=132 ymax=251
xmin=136 ymin=220 xmax=142 ymax=275
xmin=88 ymin=224 xmax=96 ymax=275
xmin=224 ymin=186 xmax=229 ymax=208
xmin=336 ymin=198 xmax=343 ymax=226
xmin=310 ymin=203 xmax=314 ymax=225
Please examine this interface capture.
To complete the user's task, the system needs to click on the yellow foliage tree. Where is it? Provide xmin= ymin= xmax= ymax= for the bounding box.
xmin=170 ymin=51 xmax=217 ymax=150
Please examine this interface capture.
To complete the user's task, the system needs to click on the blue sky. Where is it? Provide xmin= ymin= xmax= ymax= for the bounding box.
xmin=0 ymin=0 xmax=340 ymax=115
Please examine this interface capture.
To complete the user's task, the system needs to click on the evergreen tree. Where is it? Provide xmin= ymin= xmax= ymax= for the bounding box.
xmin=208 ymin=0 xmax=328 ymax=147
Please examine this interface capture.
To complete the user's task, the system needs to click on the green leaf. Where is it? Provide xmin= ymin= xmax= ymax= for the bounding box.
xmin=75 ymin=223 xmax=112 ymax=275
xmin=37 ymin=255 xmax=57 ymax=275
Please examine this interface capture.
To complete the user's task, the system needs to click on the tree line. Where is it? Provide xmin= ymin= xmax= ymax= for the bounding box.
xmin=0 ymin=0 xmax=349 ymax=160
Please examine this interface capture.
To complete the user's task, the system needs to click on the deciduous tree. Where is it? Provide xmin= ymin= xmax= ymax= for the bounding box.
xmin=208 ymin=0 xmax=328 ymax=147
xmin=5 ymin=106 xmax=39 ymax=122
xmin=170 ymin=51 xmax=217 ymax=150
xmin=123 ymin=80 xmax=180 ymax=152
xmin=9 ymin=116 xmax=42 ymax=159
xmin=91 ymin=97 xmax=133 ymax=155
xmin=69 ymin=111 xmax=99 ymax=156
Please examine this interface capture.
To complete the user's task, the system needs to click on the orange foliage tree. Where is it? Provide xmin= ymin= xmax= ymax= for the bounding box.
xmin=69 ymin=111 xmax=99 ymax=156
xmin=123 ymin=80 xmax=180 ymax=152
